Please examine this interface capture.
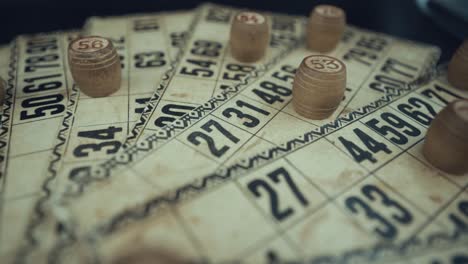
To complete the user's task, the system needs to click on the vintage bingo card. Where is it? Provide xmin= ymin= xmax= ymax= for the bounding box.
xmin=44 ymin=26 xmax=441 ymax=262
xmin=126 ymin=3 xmax=305 ymax=144
xmin=62 ymin=10 xmax=194 ymax=166
xmin=54 ymin=22 xmax=440 ymax=210
xmin=70 ymin=68 xmax=468 ymax=263
xmin=0 ymin=11 xmax=195 ymax=262
xmin=0 ymin=32 xmax=77 ymax=258
xmin=4 ymin=6 xmax=307 ymax=262
xmin=58 ymin=26 xmax=439 ymax=211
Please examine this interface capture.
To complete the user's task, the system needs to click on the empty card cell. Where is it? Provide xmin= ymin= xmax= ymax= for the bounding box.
xmin=178 ymin=115 xmax=252 ymax=163
xmin=286 ymin=203 xmax=378 ymax=259
xmin=0 ymin=196 xmax=40 ymax=256
xmin=128 ymin=70 xmax=165 ymax=95
xmin=4 ymin=151 xmax=51 ymax=199
xmin=212 ymin=94 xmax=278 ymax=134
xmin=238 ymin=158 xmax=328 ymax=229
xmin=256 ymin=111 xmax=317 ymax=145
xmin=9 ymin=116 xmax=62 ymax=157
xmin=164 ymin=76 xmax=216 ymax=105
xmin=287 ymin=138 xmax=368 ymax=197
xmin=376 ymin=153 xmax=460 ymax=215
xmin=326 ymin=121 xmax=401 ymax=171
xmin=336 ymin=176 xmax=430 ymax=242
xmin=178 ymin=183 xmax=275 ymax=263
xmin=73 ymin=96 xmax=129 ymax=127
xmin=131 ymin=139 xmax=218 ymax=191
xmin=99 ymin=210 xmax=201 ymax=263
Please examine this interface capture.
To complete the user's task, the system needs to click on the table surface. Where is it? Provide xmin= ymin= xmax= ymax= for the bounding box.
xmin=0 ymin=0 xmax=462 ymax=63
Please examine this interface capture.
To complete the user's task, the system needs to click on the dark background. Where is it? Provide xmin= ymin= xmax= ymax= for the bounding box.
xmin=0 ymin=0 xmax=464 ymax=62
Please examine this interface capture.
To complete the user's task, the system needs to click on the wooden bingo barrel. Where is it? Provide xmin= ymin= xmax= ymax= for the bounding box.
xmin=292 ymin=55 xmax=346 ymax=119
xmin=68 ymin=36 xmax=121 ymax=97
xmin=0 ymin=76 xmax=5 ymax=106
xmin=423 ymin=100 xmax=468 ymax=175
xmin=230 ymin=11 xmax=269 ymax=63
xmin=307 ymin=5 xmax=346 ymax=53
xmin=448 ymin=40 xmax=468 ymax=91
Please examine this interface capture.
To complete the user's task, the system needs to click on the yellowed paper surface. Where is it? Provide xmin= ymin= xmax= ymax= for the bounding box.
xmin=0 ymin=11 xmax=193 ymax=262
xmin=74 ymin=69 xmax=468 ymax=264
xmin=0 ymin=33 xmax=77 ymax=259
xmin=44 ymin=10 xmax=454 ymax=264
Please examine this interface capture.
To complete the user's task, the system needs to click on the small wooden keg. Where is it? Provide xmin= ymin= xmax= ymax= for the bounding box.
xmin=448 ymin=40 xmax=468 ymax=91
xmin=307 ymin=5 xmax=346 ymax=53
xmin=68 ymin=36 xmax=121 ymax=97
xmin=230 ymin=12 xmax=270 ymax=63
xmin=292 ymin=55 xmax=346 ymax=119
xmin=423 ymin=100 xmax=468 ymax=175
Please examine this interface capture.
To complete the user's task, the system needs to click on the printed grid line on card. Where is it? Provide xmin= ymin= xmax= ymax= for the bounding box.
xmin=0 ymin=32 xmax=79 ymax=257
xmin=82 ymin=69 xmax=468 ymax=263
xmin=63 ymin=24 xmax=439 ymax=211
xmin=47 ymin=23 xmax=448 ymax=263
xmin=59 ymin=24 xmax=441 ymax=236
xmin=2 ymin=11 xmax=198 ymax=263
xmin=127 ymin=3 xmax=305 ymax=145
xmin=9 ymin=5 xmax=308 ymax=262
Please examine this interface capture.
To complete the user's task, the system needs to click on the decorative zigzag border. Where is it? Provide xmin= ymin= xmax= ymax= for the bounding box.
xmin=124 ymin=9 xmax=201 ymax=145
xmin=46 ymin=8 xmax=453 ymax=263
xmin=81 ymin=53 xmax=448 ymax=263
xmin=64 ymin=6 xmax=305 ymax=197
xmin=0 ymin=42 xmax=17 ymax=183
xmin=13 ymin=32 xmax=81 ymax=263
xmin=124 ymin=4 xmax=305 ymax=146
xmin=63 ymin=24 xmax=447 ymax=200
xmin=95 ymin=73 xmax=434 ymax=237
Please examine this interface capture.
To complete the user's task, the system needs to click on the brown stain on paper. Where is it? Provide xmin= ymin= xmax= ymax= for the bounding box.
xmin=429 ymin=194 xmax=443 ymax=204
xmin=171 ymin=92 xmax=189 ymax=99
xmin=110 ymin=247 xmax=190 ymax=264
